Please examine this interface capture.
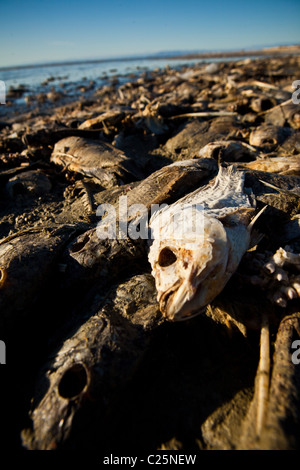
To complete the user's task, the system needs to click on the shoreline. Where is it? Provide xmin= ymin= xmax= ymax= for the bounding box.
xmin=1 ymin=50 xmax=300 ymax=122
xmin=1 ymin=44 xmax=299 ymax=72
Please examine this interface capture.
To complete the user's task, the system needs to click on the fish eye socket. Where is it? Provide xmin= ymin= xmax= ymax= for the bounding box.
xmin=158 ymin=247 xmax=177 ymax=267
xmin=262 ymin=138 xmax=277 ymax=145
xmin=58 ymin=363 xmax=88 ymax=399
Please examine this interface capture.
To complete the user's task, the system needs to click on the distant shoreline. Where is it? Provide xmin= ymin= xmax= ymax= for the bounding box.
xmin=164 ymin=44 xmax=300 ymax=60
xmin=1 ymin=44 xmax=299 ymax=72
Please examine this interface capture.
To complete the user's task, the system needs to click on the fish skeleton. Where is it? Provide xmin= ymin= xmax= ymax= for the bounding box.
xmin=148 ymin=164 xmax=256 ymax=321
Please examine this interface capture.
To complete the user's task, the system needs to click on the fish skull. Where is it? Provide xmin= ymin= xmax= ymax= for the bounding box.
xmin=149 ymin=210 xmax=233 ymax=321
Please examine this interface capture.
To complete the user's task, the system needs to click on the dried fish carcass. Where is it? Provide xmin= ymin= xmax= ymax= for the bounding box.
xmin=265 ymin=100 xmax=300 ymax=129
xmin=239 ymin=155 xmax=300 ymax=176
xmin=21 ymin=274 xmax=163 ymax=450
xmin=5 ymin=170 xmax=52 ymax=198
xmin=148 ymin=165 xmax=255 ymax=321
xmin=0 ymin=226 xmax=76 ymax=336
xmin=198 ymin=140 xmax=257 ymax=162
xmin=50 ymin=136 xmax=142 ymax=188
xmin=249 ymin=94 xmax=277 ymax=114
xmin=249 ymin=124 xmax=291 ymax=148
xmin=60 ymin=158 xmax=217 ymax=292
xmin=164 ymin=115 xmax=240 ymax=161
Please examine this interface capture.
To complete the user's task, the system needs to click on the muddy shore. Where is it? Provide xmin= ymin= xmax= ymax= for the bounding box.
xmin=0 ymin=51 xmax=300 ymax=451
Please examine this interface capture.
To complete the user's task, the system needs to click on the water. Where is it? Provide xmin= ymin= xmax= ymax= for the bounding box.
xmin=0 ymin=55 xmax=243 ymax=89
xmin=1 ymin=57 xmax=198 ymax=89
xmin=0 ymin=55 xmax=257 ymax=117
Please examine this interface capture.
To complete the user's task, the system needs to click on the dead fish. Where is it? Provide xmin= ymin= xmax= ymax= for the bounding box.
xmin=5 ymin=170 xmax=52 ymax=197
xmin=278 ymin=130 xmax=300 ymax=156
xmin=239 ymin=155 xmax=300 ymax=176
xmin=165 ymin=120 xmax=210 ymax=159
xmin=50 ymin=136 xmax=142 ymax=188
xmin=265 ymin=100 xmax=300 ymax=129
xmin=250 ymin=95 xmax=277 ymax=113
xmin=148 ymin=164 xmax=256 ymax=321
xmin=21 ymin=274 xmax=163 ymax=450
xmin=249 ymin=124 xmax=291 ymax=148
xmin=0 ymin=226 xmax=76 ymax=336
xmin=63 ymin=158 xmax=217 ymax=275
xmin=57 ymin=158 xmax=217 ymax=308
xmin=198 ymin=140 xmax=257 ymax=162
xmin=165 ymin=117 xmax=241 ymax=160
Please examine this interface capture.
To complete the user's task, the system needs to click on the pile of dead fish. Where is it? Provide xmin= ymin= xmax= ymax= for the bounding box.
xmin=0 ymin=54 xmax=300 ymax=451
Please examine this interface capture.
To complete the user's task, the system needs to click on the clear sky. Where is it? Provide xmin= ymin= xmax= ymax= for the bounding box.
xmin=0 ymin=0 xmax=299 ymax=67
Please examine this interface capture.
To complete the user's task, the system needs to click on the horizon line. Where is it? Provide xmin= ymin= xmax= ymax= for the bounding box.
xmin=1 ymin=43 xmax=299 ymax=72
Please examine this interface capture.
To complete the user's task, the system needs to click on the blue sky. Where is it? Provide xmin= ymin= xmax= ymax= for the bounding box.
xmin=0 ymin=0 xmax=299 ymax=67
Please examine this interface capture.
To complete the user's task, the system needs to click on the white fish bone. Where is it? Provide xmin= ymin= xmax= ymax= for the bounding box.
xmin=148 ymin=165 xmax=255 ymax=321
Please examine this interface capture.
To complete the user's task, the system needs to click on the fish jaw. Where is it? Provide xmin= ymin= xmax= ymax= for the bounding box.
xmin=168 ymin=259 xmax=231 ymax=320
xmin=178 ymin=225 xmax=252 ymax=320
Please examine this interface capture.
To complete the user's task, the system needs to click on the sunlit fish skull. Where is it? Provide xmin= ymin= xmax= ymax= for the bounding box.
xmin=148 ymin=202 xmax=251 ymax=321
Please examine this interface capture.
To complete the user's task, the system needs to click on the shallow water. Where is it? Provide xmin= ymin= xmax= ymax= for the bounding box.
xmin=1 ymin=58 xmax=189 ymax=89
xmin=1 ymin=55 xmax=259 ymax=96
xmin=0 ymin=54 xmax=262 ymax=119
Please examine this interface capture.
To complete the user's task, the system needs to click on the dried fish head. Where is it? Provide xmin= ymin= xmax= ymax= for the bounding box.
xmin=149 ymin=165 xmax=255 ymax=321
xmin=149 ymin=212 xmax=232 ymax=320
